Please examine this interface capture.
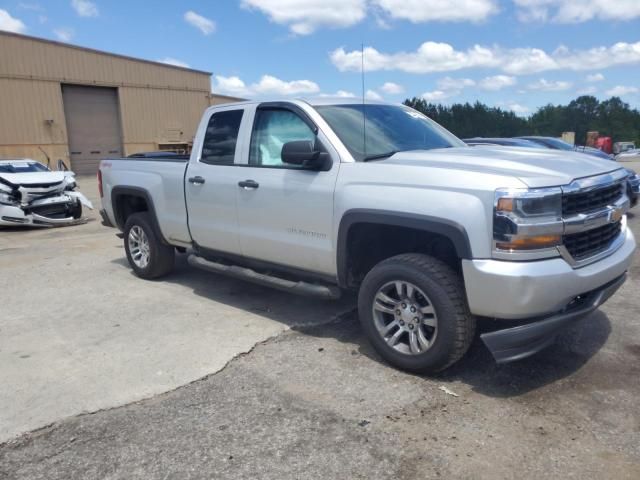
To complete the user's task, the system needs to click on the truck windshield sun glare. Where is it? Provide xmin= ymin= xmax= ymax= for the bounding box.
xmin=316 ymin=104 xmax=466 ymax=162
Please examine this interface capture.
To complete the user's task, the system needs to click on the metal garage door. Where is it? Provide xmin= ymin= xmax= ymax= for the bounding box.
xmin=62 ymin=85 xmax=123 ymax=175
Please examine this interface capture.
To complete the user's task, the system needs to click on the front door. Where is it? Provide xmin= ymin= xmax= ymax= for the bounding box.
xmin=185 ymin=106 xmax=247 ymax=255
xmin=236 ymin=105 xmax=339 ymax=277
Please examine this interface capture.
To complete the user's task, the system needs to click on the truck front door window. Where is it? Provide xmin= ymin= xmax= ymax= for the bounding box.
xmin=201 ymin=110 xmax=244 ymax=165
xmin=249 ymin=109 xmax=316 ymax=167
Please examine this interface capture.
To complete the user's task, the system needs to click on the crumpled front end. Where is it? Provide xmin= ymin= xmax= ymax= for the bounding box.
xmin=0 ymin=175 xmax=93 ymax=227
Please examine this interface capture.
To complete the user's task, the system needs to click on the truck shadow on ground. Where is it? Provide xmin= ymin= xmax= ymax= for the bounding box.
xmin=111 ymin=254 xmax=612 ymax=399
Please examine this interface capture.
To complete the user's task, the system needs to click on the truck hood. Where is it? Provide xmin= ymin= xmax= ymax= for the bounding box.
xmin=0 ymin=171 xmax=66 ymax=187
xmin=387 ymin=146 xmax=622 ymax=188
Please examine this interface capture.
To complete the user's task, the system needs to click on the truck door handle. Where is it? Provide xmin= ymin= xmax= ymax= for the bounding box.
xmin=188 ymin=176 xmax=205 ymax=185
xmin=238 ymin=179 xmax=259 ymax=189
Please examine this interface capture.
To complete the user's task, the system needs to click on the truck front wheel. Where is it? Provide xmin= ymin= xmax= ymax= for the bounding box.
xmin=124 ymin=212 xmax=175 ymax=279
xmin=358 ymin=253 xmax=475 ymax=373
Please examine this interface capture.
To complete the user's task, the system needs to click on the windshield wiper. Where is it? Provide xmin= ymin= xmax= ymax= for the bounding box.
xmin=362 ymin=150 xmax=398 ymax=162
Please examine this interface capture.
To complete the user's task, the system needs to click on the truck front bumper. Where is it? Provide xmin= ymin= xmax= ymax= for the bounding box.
xmin=462 ymin=227 xmax=635 ymax=319
xmin=480 ymin=274 xmax=625 ymax=363
xmin=462 ymin=227 xmax=635 ymax=363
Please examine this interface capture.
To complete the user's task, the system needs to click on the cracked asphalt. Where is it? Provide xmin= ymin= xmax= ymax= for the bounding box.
xmin=1 ymin=179 xmax=640 ymax=479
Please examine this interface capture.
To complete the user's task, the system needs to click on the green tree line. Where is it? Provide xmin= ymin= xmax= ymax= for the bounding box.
xmin=404 ymin=95 xmax=640 ymax=145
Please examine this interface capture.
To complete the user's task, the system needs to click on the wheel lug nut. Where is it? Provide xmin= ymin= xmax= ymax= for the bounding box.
xmin=410 ymin=306 xmax=416 ymax=313
xmin=409 ymin=324 xmax=414 ymax=330
xmin=413 ymin=317 xmax=419 ymax=322
xmin=395 ymin=310 xmax=401 ymax=315
xmin=399 ymin=320 xmax=405 ymax=326
xmin=401 ymin=303 xmax=407 ymax=309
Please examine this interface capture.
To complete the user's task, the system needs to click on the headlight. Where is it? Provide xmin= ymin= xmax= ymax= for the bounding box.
xmin=494 ymin=187 xmax=563 ymax=257
xmin=0 ymin=191 xmax=17 ymax=205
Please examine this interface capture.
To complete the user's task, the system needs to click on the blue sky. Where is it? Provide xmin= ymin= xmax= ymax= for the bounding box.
xmin=1 ymin=1 xmax=639 ymax=115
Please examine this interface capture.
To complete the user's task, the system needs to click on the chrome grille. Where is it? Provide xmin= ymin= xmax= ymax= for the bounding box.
xmin=562 ymin=182 xmax=624 ymax=215
xmin=563 ymin=221 xmax=622 ymax=260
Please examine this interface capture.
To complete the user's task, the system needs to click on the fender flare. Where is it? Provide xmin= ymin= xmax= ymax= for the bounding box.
xmin=111 ymin=186 xmax=169 ymax=244
xmin=336 ymin=209 xmax=473 ymax=288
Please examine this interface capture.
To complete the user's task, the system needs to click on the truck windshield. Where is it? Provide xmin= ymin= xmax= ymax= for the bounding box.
xmin=316 ymin=104 xmax=466 ymax=161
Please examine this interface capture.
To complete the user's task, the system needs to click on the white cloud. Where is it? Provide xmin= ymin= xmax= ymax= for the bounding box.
xmin=0 ymin=9 xmax=26 ymax=33
xmin=254 ymin=75 xmax=320 ymax=95
xmin=374 ymin=0 xmax=498 ymax=23
xmin=577 ymin=86 xmax=597 ymax=95
xmin=241 ymin=0 xmax=366 ymax=35
xmin=514 ymin=0 xmax=640 ymax=23
xmin=365 ymin=89 xmax=383 ymax=100
xmin=18 ymin=3 xmax=43 ymax=11
xmin=605 ymin=85 xmax=638 ymax=97
xmin=53 ymin=27 xmax=73 ymax=42
xmin=158 ymin=57 xmax=190 ymax=69
xmin=71 ymin=0 xmax=98 ymax=18
xmin=213 ymin=75 xmax=320 ymax=97
xmin=586 ymin=73 xmax=604 ymax=82
xmin=437 ymin=77 xmax=475 ymax=90
xmin=319 ymin=90 xmax=357 ymax=98
xmin=527 ymin=78 xmax=572 ymax=91
xmin=213 ymin=76 xmax=250 ymax=97
xmin=506 ymin=103 xmax=530 ymax=115
xmin=331 ymin=40 xmax=640 ymax=76
xmin=380 ymin=82 xmax=404 ymax=94
xmin=421 ymin=90 xmax=457 ymax=102
xmin=478 ymin=75 xmax=517 ymax=90
xmin=184 ymin=10 xmax=216 ymax=35
xmin=241 ymin=0 xmax=498 ymax=34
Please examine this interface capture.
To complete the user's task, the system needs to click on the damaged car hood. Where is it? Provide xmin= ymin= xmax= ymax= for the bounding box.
xmin=0 ymin=171 xmax=67 ymax=187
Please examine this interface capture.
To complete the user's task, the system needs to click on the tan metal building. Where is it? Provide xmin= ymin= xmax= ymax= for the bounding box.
xmin=0 ymin=31 xmax=242 ymax=174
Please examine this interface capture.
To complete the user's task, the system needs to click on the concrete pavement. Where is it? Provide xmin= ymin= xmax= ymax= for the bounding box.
xmin=0 ymin=176 xmax=354 ymax=442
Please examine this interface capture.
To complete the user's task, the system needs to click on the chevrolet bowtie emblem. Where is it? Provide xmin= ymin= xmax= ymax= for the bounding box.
xmin=609 ymin=207 xmax=623 ymax=223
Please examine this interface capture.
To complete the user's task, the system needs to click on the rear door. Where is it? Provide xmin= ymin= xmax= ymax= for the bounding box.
xmin=235 ymin=104 xmax=340 ymax=277
xmin=185 ymin=105 xmax=248 ymax=255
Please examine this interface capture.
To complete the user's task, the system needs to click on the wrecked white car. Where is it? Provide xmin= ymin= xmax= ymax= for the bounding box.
xmin=0 ymin=159 xmax=93 ymax=227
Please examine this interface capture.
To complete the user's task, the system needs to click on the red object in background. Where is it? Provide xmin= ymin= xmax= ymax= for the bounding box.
xmin=595 ymin=136 xmax=613 ymax=154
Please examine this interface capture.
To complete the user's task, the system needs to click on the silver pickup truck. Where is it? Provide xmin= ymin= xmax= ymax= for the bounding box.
xmin=99 ymin=99 xmax=636 ymax=372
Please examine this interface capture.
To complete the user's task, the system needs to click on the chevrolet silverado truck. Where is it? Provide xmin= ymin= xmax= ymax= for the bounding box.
xmin=98 ymin=99 xmax=636 ymax=372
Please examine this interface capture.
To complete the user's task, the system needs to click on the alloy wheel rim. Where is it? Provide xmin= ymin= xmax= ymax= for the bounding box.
xmin=128 ymin=225 xmax=150 ymax=269
xmin=372 ymin=280 xmax=438 ymax=355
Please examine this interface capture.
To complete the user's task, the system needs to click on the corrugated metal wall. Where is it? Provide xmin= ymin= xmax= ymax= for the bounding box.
xmin=0 ymin=31 xmax=216 ymax=170
xmin=0 ymin=32 xmax=210 ymax=91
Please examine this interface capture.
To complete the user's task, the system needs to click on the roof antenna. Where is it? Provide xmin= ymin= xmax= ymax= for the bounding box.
xmin=361 ymin=42 xmax=367 ymax=158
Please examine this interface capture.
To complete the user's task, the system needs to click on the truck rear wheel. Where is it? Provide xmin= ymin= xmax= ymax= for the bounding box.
xmin=124 ymin=212 xmax=175 ymax=279
xmin=358 ymin=253 xmax=475 ymax=373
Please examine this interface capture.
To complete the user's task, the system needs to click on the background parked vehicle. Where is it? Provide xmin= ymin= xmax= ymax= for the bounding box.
xmin=614 ymin=142 xmax=636 ymax=155
xmin=616 ymin=149 xmax=640 ymax=162
xmin=463 ymin=138 xmax=546 ymax=148
xmin=518 ymin=136 xmax=613 ymax=160
xmin=0 ymin=158 xmax=93 ymax=227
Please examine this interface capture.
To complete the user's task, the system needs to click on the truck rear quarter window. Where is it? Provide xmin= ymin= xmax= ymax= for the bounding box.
xmin=200 ymin=110 xmax=244 ymax=165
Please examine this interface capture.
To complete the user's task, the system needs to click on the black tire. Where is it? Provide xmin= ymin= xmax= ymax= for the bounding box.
xmin=358 ymin=253 xmax=475 ymax=373
xmin=123 ymin=212 xmax=175 ymax=279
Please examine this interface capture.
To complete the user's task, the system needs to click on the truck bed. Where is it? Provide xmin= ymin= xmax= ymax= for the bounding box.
xmin=100 ymin=156 xmax=192 ymax=246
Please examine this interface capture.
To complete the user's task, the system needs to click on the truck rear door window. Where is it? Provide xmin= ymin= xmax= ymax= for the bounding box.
xmin=201 ymin=110 xmax=244 ymax=165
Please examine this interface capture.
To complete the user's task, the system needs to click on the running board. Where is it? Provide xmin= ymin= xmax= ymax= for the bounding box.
xmin=187 ymin=254 xmax=341 ymax=299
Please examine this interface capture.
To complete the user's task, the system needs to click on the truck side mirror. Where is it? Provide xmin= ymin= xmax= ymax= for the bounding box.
xmin=281 ymin=140 xmax=330 ymax=170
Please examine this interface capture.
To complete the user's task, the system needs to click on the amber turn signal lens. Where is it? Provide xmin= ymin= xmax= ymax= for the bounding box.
xmin=496 ymin=197 xmax=514 ymax=212
xmin=496 ymin=235 xmax=561 ymax=250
